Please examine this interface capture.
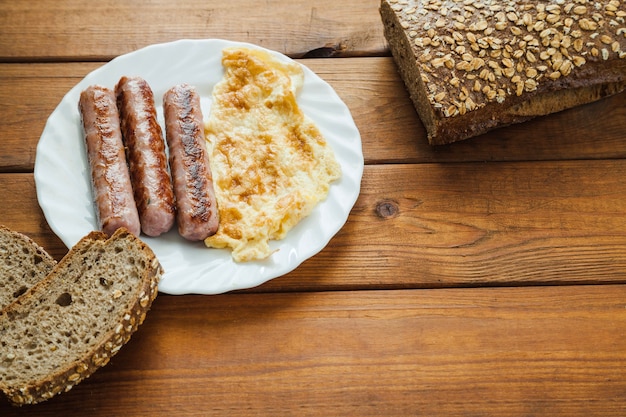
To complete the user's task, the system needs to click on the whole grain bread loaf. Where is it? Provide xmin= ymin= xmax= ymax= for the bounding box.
xmin=0 ymin=225 xmax=56 ymax=311
xmin=380 ymin=0 xmax=626 ymax=144
xmin=0 ymin=228 xmax=162 ymax=406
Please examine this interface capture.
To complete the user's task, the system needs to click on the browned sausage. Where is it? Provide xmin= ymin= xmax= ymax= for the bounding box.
xmin=163 ymin=84 xmax=219 ymax=241
xmin=115 ymin=76 xmax=176 ymax=237
xmin=79 ymin=85 xmax=141 ymax=237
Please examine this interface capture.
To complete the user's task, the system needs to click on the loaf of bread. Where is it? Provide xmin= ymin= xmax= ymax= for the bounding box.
xmin=380 ymin=0 xmax=626 ymax=144
xmin=0 ymin=228 xmax=162 ymax=406
xmin=0 ymin=225 xmax=56 ymax=311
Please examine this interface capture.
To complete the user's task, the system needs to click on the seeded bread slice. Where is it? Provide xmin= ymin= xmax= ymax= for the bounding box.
xmin=0 ymin=225 xmax=56 ymax=311
xmin=380 ymin=0 xmax=626 ymax=144
xmin=0 ymin=228 xmax=162 ymax=406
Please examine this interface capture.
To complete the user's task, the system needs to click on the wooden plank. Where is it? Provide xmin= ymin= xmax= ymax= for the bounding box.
xmin=4 ymin=158 xmax=626 ymax=289
xmin=2 ymin=284 xmax=626 ymax=415
xmin=1 ymin=60 xmax=626 ymax=172
xmin=0 ymin=64 xmax=86 ymax=172
xmin=0 ymin=174 xmax=66 ymax=258
xmin=0 ymin=0 xmax=387 ymax=61
xmin=273 ymin=159 xmax=626 ymax=290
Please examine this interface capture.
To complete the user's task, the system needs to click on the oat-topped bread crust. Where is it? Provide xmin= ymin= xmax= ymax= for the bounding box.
xmin=380 ymin=0 xmax=626 ymax=144
xmin=0 ymin=225 xmax=56 ymax=311
xmin=0 ymin=228 xmax=162 ymax=406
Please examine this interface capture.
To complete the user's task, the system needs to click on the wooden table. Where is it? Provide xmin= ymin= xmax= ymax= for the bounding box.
xmin=2 ymin=1 xmax=626 ymax=415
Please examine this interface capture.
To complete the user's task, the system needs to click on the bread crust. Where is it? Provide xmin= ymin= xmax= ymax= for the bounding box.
xmin=0 ymin=228 xmax=162 ymax=406
xmin=380 ymin=0 xmax=626 ymax=144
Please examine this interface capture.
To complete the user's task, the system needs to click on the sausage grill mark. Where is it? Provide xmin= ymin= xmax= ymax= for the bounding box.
xmin=115 ymin=76 xmax=176 ymax=237
xmin=79 ymin=85 xmax=141 ymax=237
xmin=163 ymin=84 xmax=219 ymax=241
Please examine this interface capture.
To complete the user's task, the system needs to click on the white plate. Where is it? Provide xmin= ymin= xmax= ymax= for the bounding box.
xmin=34 ymin=39 xmax=363 ymax=295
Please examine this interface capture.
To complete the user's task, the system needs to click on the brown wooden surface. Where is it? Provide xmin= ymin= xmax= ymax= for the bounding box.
xmin=0 ymin=0 xmax=387 ymax=61
xmin=2 ymin=60 xmax=626 ymax=171
xmin=2 ymin=1 xmax=626 ymax=415
xmin=4 ymin=285 xmax=626 ymax=416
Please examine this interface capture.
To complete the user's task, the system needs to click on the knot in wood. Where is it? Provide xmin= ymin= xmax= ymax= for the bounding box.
xmin=376 ymin=199 xmax=399 ymax=219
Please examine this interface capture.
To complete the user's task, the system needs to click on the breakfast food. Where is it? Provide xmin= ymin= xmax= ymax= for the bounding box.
xmin=0 ymin=228 xmax=162 ymax=406
xmin=79 ymin=85 xmax=141 ymax=237
xmin=380 ymin=0 xmax=626 ymax=144
xmin=0 ymin=225 xmax=56 ymax=311
xmin=204 ymin=47 xmax=341 ymax=262
xmin=77 ymin=46 xmax=343 ymax=256
xmin=115 ymin=76 xmax=176 ymax=236
xmin=163 ymin=84 xmax=219 ymax=241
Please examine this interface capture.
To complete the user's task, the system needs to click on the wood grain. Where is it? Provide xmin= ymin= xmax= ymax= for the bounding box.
xmin=1 ymin=60 xmax=625 ymax=172
xmin=4 ymin=158 xmax=626 ymax=289
xmin=2 ymin=285 xmax=626 ymax=416
xmin=0 ymin=0 xmax=387 ymax=61
xmin=0 ymin=174 xmax=65 ymax=257
xmin=308 ymin=159 xmax=626 ymax=289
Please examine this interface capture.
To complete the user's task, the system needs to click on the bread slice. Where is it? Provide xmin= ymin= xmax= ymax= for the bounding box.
xmin=380 ymin=0 xmax=626 ymax=144
xmin=0 ymin=228 xmax=162 ymax=406
xmin=0 ymin=225 xmax=56 ymax=311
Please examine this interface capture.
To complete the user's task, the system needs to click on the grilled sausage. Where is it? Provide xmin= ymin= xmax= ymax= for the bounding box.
xmin=115 ymin=76 xmax=176 ymax=237
xmin=163 ymin=84 xmax=219 ymax=241
xmin=79 ymin=85 xmax=141 ymax=237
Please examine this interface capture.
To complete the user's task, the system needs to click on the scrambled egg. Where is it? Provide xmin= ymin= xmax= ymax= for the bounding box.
xmin=204 ymin=47 xmax=341 ymax=262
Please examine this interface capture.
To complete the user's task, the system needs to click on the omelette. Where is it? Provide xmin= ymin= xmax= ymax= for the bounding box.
xmin=204 ymin=47 xmax=341 ymax=262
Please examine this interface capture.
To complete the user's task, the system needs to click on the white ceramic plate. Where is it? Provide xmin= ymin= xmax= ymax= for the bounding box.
xmin=34 ymin=39 xmax=363 ymax=295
